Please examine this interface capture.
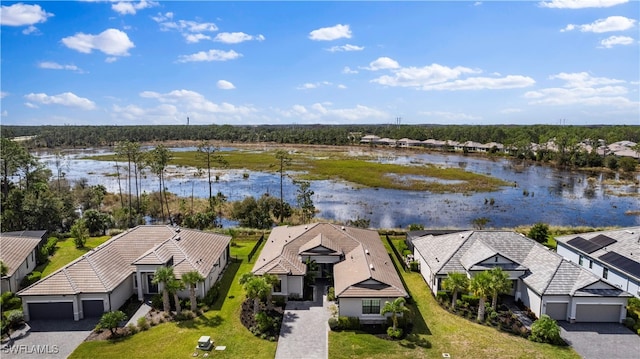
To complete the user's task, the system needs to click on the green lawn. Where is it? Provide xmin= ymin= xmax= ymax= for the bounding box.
xmin=68 ymin=239 xmax=277 ymax=359
xmin=327 ymin=238 xmax=580 ymax=359
xmin=37 ymin=236 xmax=112 ymax=277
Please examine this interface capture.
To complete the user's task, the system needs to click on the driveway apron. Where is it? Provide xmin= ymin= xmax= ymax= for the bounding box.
xmin=275 ymin=283 xmax=330 ymax=359
xmin=559 ymin=321 xmax=640 ymax=359
xmin=1 ymin=319 xmax=95 ymax=359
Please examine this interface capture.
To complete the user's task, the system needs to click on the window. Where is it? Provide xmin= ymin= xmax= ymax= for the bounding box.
xmin=578 ymin=256 xmax=583 ymax=266
xmin=362 ymin=299 xmax=380 ymax=314
xmin=603 ymin=267 xmax=608 ymax=279
xmin=273 ymin=280 xmax=282 ymax=293
xmin=588 ymin=260 xmax=593 ymax=269
xmin=133 ymin=274 xmax=138 ymax=289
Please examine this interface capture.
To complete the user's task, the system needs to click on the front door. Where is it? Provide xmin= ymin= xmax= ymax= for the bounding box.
xmin=147 ymin=274 xmax=158 ymax=294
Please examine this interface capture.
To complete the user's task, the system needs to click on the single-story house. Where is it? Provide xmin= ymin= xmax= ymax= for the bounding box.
xmin=252 ymin=223 xmax=408 ymax=322
xmin=413 ymin=230 xmax=631 ymax=323
xmin=405 ymin=229 xmax=466 ymax=252
xmin=1 ymin=230 xmax=47 ymax=293
xmin=18 ymin=225 xmax=231 ymax=321
xmin=556 ymin=227 xmax=640 ymax=299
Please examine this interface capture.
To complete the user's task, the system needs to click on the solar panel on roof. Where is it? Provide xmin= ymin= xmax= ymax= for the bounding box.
xmin=599 ymin=251 xmax=640 ymax=279
xmin=589 ymin=234 xmax=617 ymax=248
xmin=567 ymin=236 xmax=602 ymax=254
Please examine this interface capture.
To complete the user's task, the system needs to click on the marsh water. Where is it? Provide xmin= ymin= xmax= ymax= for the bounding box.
xmin=35 ymin=147 xmax=640 ymax=229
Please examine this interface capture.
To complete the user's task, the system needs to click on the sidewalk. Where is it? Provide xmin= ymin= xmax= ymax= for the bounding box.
xmin=126 ymin=303 xmax=152 ymax=327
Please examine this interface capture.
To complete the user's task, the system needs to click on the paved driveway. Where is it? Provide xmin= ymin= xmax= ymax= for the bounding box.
xmin=275 ymin=284 xmax=331 ymax=359
xmin=559 ymin=321 xmax=640 ymax=359
xmin=1 ymin=319 xmax=95 ymax=359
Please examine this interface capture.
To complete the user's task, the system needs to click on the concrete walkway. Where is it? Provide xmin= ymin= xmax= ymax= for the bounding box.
xmin=275 ymin=283 xmax=331 ymax=359
xmin=125 ymin=303 xmax=152 ymax=327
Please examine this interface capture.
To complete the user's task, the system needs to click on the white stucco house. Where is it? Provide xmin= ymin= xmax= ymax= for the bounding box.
xmin=0 ymin=230 xmax=47 ymax=293
xmin=413 ymin=230 xmax=631 ymax=323
xmin=556 ymin=227 xmax=640 ymax=299
xmin=18 ymin=225 xmax=231 ymax=321
xmin=252 ymin=223 xmax=408 ymax=323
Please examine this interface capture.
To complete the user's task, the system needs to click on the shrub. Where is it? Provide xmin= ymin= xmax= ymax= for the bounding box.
xmin=327 ymin=287 xmax=335 ymax=302
xmin=137 ymin=317 xmax=149 ymax=331
xmin=528 ymin=223 xmax=549 ymax=244
xmin=127 ymin=323 xmax=138 ymax=334
xmin=203 ymin=282 xmax=221 ymax=306
xmin=328 ymin=317 xmax=339 ymax=331
xmin=628 ymin=298 xmax=640 ymax=313
xmin=623 ymin=317 xmax=636 ymax=330
xmin=99 ymin=310 xmax=128 ymax=336
xmin=150 ymin=294 xmax=163 ymax=310
xmin=20 ymin=271 xmax=42 ymax=288
xmin=1 ymin=292 xmax=22 ymax=312
xmin=387 ymin=327 xmax=403 ymax=339
xmin=409 ymin=260 xmax=419 ymax=272
xmin=461 ymin=294 xmax=479 ymax=308
xmin=530 ymin=314 xmax=562 ymax=345
xmin=436 ymin=291 xmax=449 ymax=304
xmin=6 ymin=310 xmax=24 ymax=329
xmin=337 ymin=316 xmax=360 ymax=330
xmin=176 ymin=310 xmax=196 ymax=321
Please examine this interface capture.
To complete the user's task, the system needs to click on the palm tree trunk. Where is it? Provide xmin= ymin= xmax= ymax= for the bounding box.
xmin=491 ymin=292 xmax=498 ymax=309
xmin=162 ymin=289 xmax=170 ymax=313
xmin=253 ymin=297 xmax=260 ymax=315
xmin=174 ymin=292 xmax=181 ymax=313
xmin=190 ymin=286 xmax=197 ymax=312
xmin=451 ymin=290 xmax=458 ymax=310
xmin=477 ymin=297 xmax=486 ymax=322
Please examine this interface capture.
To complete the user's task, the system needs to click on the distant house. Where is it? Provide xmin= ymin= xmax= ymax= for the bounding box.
xmin=252 ymin=223 xmax=408 ymax=323
xmin=1 ymin=231 xmax=47 ymax=293
xmin=413 ymin=231 xmax=630 ymax=323
xmin=360 ymin=135 xmax=380 ymax=144
xmin=556 ymin=227 xmax=640 ymax=299
xmin=18 ymin=226 xmax=231 ymax=321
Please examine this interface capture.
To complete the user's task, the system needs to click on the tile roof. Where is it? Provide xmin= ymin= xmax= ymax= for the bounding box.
xmin=0 ymin=234 xmax=43 ymax=277
xmin=413 ymin=230 xmax=629 ymax=298
xmin=253 ymin=223 xmax=407 ymax=299
xmin=18 ymin=226 xmax=231 ymax=296
xmin=556 ymin=226 xmax=640 ymax=280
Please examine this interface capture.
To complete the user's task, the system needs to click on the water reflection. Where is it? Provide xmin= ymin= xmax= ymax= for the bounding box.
xmin=35 ymin=148 xmax=640 ymax=229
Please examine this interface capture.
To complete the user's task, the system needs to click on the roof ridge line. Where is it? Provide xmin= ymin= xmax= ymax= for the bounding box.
xmin=437 ymin=231 xmax=473 ymax=273
xmin=540 ymin=257 xmax=564 ymax=295
xmin=84 ymin=254 xmax=110 ymax=292
xmin=62 ymin=267 xmax=79 ymax=293
xmin=173 ymin=239 xmax=201 ymax=274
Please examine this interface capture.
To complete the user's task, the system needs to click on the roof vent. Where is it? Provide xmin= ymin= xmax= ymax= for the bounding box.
xmin=174 ymin=236 xmax=181 ymax=241
xmin=304 ymin=226 xmax=308 ymax=230
xmin=369 ymin=264 xmax=374 ymax=270
xmin=341 ymin=226 xmax=345 ymax=230
xmin=365 ymin=249 xmax=370 ymax=255
xmin=175 ymin=227 xmax=181 ymax=233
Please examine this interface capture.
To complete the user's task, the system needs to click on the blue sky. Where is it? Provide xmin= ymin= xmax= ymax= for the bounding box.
xmin=1 ymin=0 xmax=638 ymax=126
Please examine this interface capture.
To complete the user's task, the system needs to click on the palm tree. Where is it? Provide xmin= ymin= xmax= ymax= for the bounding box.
xmin=182 ymin=270 xmax=205 ymax=312
xmin=442 ymin=272 xmax=469 ymax=310
xmin=487 ymin=267 xmax=511 ymax=310
xmin=381 ymin=297 xmax=409 ymax=331
xmin=239 ymin=273 xmax=270 ymax=315
xmin=152 ymin=266 xmax=175 ymax=313
xmin=166 ymin=278 xmax=184 ymax=313
xmin=469 ymin=271 xmax=492 ymax=322
xmin=262 ymin=274 xmax=279 ymax=311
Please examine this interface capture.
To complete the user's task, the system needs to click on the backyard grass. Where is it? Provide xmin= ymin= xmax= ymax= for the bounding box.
xmin=91 ymin=147 xmax=510 ymax=193
xmin=36 ymin=235 xmax=111 ymax=277
xmin=69 ymin=238 xmax=276 ymax=359
xmin=327 ymin=237 xmax=581 ymax=359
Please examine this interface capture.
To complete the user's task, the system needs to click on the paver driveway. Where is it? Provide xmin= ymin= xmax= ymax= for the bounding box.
xmin=275 ymin=284 xmax=331 ymax=359
xmin=559 ymin=321 xmax=640 ymax=359
xmin=1 ymin=319 xmax=95 ymax=359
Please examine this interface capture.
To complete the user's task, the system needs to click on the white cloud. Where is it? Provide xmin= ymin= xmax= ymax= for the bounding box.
xmin=38 ymin=61 xmax=82 ymax=72
xmin=62 ymin=28 xmax=135 ymax=56
xmin=112 ymin=0 xmax=158 ymax=15
xmin=280 ymin=103 xmax=388 ymax=122
xmin=105 ymin=57 xmax=118 ymax=63
xmin=1 ymin=110 xmax=7 ymax=117
xmin=0 ymin=91 xmax=8 ymax=99
xmin=22 ymin=25 xmax=39 ymax=35
xmin=214 ymin=32 xmax=265 ymax=44
xmin=539 ymin=0 xmax=628 ymax=8
xmin=600 ymin=35 xmax=635 ymax=48
xmin=217 ymin=80 xmax=235 ymax=90
xmin=366 ymin=57 xmax=400 ymax=71
xmin=499 ymin=108 xmax=523 ymax=114
xmin=326 ymin=44 xmax=364 ymax=52
xmin=420 ymin=111 xmax=482 ymax=121
xmin=152 ymin=13 xmax=218 ymax=43
xmin=112 ymin=103 xmax=178 ymax=123
xmin=177 ymin=49 xmax=242 ymax=63
xmin=24 ymin=92 xmax=96 ymax=110
xmin=309 ymin=24 xmax=352 ymax=41
xmin=474 ymin=2 xmax=483 ymax=6
xmin=562 ymin=16 xmax=636 ymax=33
xmin=337 ymin=84 xmax=347 ymax=89
xmin=370 ymin=61 xmax=534 ymax=91
xmin=524 ymin=72 xmax=637 ymax=108
xmin=0 ymin=3 xmax=53 ymax=26
xmin=342 ymin=66 xmax=358 ymax=74
xmin=296 ymin=81 xmax=334 ymax=90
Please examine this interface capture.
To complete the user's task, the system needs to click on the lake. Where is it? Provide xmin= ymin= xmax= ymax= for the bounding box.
xmin=34 ymin=146 xmax=640 ymax=229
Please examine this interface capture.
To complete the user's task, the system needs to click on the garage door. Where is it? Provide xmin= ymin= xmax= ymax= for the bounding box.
xmin=82 ymin=300 xmax=104 ymax=318
xmin=28 ymin=302 xmax=73 ymax=320
xmin=575 ymin=304 xmax=621 ymax=322
xmin=545 ymin=302 xmax=568 ymax=321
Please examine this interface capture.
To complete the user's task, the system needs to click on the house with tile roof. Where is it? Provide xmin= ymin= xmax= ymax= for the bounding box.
xmin=0 ymin=231 xmax=47 ymax=293
xmin=556 ymin=227 xmax=640 ymax=299
xmin=413 ymin=230 xmax=631 ymax=323
xmin=18 ymin=225 xmax=231 ymax=321
xmin=252 ymin=223 xmax=408 ymax=322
